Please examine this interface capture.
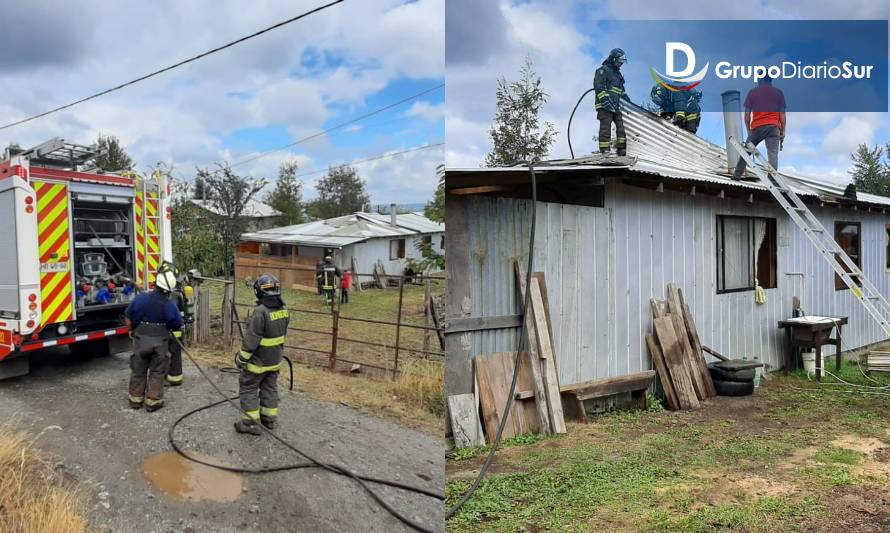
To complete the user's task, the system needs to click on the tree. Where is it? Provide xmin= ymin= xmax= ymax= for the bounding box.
xmin=423 ymin=164 xmax=445 ymax=223
xmin=485 ymin=56 xmax=557 ymax=167
xmin=169 ymin=172 xmax=226 ymax=277
xmin=193 ymin=175 xmax=208 ymax=200
xmin=264 ymin=160 xmax=304 ymax=225
xmin=849 ymin=143 xmax=890 ymax=197
xmin=94 ymin=134 xmax=134 ymax=172
xmin=197 ymin=164 xmax=266 ymax=275
xmin=306 ymin=165 xmax=371 ymax=220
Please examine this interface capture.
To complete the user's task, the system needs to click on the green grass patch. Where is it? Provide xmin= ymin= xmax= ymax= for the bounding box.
xmin=812 ymin=446 xmax=863 ymax=466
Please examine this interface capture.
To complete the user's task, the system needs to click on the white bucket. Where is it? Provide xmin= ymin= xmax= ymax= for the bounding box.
xmin=802 ymin=351 xmax=830 ymax=376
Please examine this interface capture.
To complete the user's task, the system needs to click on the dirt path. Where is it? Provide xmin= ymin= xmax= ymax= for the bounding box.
xmin=0 ymin=348 xmax=443 ymax=532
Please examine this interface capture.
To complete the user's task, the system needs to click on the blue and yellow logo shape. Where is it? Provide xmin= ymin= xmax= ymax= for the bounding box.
xmin=649 ymin=62 xmax=709 ymax=92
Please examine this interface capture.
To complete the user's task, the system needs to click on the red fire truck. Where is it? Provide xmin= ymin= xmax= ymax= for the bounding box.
xmin=0 ymin=138 xmax=171 ymax=378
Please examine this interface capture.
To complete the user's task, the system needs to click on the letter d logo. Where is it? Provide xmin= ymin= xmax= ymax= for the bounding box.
xmin=650 ymin=42 xmax=709 ymax=91
xmin=666 ymin=42 xmax=695 ymax=77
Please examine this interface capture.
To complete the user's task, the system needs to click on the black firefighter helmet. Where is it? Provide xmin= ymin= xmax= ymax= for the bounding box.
xmin=254 ymin=273 xmax=281 ymax=300
xmin=608 ymin=47 xmax=627 ymax=66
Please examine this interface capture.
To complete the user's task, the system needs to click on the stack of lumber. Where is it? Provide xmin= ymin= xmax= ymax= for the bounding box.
xmin=646 ymin=283 xmax=716 ymax=410
xmin=469 ymin=266 xmax=566 ymax=445
xmin=866 ymin=351 xmax=890 ymax=372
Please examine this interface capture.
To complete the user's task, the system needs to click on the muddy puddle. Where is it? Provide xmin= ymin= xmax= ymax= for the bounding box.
xmin=144 ymin=451 xmax=243 ymax=502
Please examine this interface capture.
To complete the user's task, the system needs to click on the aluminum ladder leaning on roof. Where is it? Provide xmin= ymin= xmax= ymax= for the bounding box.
xmin=729 ymin=136 xmax=890 ymax=338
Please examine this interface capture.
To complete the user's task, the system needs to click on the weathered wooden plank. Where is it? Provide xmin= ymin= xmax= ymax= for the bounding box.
xmin=702 ymin=345 xmax=729 ymax=362
xmin=515 ymin=350 xmax=541 ymax=434
xmin=532 ymin=272 xmax=555 ymax=348
xmin=474 ymin=353 xmax=520 ymax=443
xmin=653 ymin=316 xmax=700 ymax=410
xmin=646 ymin=333 xmax=680 ymax=410
xmin=564 ymin=370 xmax=656 ymax=401
xmin=514 ymin=261 xmax=552 ymax=435
xmin=445 ymin=314 xmax=523 ymax=334
xmin=530 ymin=276 xmax=566 ymax=434
xmin=677 ymin=287 xmax=717 ymax=398
xmin=666 ymin=284 xmax=709 ymax=400
xmin=447 ymin=394 xmax=485 ymax=448
xmin=445 ymin=194 xmax=473 ymax=397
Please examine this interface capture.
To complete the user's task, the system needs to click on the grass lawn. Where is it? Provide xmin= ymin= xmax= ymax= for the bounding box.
xmin=190 ymin=279 xmax=445 ymax=436
xmin=446 ymin=360 xmax=890 ymax=532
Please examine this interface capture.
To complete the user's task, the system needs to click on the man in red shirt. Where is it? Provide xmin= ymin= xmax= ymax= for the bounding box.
xmin=733 ymin=75 xmax=786 ymax=180
xmin=340 ymin=270 xmax=352 ymax=304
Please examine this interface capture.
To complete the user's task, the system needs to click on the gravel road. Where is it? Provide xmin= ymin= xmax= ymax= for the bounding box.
xmin=0 ymin=347 xmax=444 ymax=532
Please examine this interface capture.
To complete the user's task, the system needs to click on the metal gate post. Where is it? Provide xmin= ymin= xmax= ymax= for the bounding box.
xmin=330 ymin=308 xmax=339 ymax=370
xmin=392 ymin=277 xmax=405 ymax=379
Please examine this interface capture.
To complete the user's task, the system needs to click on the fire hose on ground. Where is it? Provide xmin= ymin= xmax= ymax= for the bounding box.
xmin=167 ymin=337 xmax=443 ymax=533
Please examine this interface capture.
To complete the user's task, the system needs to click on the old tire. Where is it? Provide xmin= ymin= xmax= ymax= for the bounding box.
xmin=713 ymin=378 xmax=755 ymax=397
xmin=708 ymin=362 xmax=756 ymax=382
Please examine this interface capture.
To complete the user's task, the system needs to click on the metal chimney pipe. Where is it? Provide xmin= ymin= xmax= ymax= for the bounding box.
xmin=390 ymin=203 xmax=397 ymax=227
xmin=721 ymin=90 xmax=744 ymax=174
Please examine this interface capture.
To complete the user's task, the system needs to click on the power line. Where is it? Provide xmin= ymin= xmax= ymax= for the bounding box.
xmin=0 ymin=0 xmax=346 ymax=131
xmin=293 ymin=142 xmax=444 ymax=179
xmin=224 ymin=83 xmax=444 ymax=172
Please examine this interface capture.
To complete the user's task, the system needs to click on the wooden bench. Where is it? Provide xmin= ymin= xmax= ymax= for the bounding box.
xmin=559 ymin=370 xmax=656 ymax=422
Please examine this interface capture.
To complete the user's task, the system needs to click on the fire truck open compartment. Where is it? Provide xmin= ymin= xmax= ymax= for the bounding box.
xmin=70 ymin=193 xmax=135 ymax=311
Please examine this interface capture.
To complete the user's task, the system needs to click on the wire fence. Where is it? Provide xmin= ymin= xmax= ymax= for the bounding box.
xmin=221 ymin=266 xmax=445 ymax=379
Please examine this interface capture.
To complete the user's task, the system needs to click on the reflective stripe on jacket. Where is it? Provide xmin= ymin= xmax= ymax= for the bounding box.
xmin=593 ymin=63 xmax=625 ymax=112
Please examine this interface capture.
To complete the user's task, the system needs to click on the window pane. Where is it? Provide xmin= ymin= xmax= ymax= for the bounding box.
xmin=722 ymin=217 xmax=752 ymax=290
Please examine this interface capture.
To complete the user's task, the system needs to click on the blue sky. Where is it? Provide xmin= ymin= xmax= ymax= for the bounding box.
xmin=446 ymin=0 xmax=890 ymax=186
xmin=0 ymin=0 xmax=444 ymax=205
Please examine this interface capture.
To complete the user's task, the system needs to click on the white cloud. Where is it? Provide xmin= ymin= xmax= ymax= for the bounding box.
xmin=405 ymin=101 xmax=445 ymax=122
xmin=0 ymin=0 xmax=444 ymax=203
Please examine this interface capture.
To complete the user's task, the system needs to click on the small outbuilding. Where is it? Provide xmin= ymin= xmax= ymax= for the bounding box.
xmin=237 ymin=211 xmax=445 ymax=289
xmin=445 ymin=101 xmax=890 ymax=400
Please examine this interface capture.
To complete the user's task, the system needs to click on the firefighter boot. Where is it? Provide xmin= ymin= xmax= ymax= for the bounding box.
xmin=234 ymin=419 xmax=263 ymax=436
xmin=145 ymin=400 xmax=164 ymax=413
xmin=260 ymin=416 xmax=276 ymax=430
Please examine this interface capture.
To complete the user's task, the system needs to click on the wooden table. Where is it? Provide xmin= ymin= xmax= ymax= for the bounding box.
xmin=777 ymin=315 xmax=847 ymax=380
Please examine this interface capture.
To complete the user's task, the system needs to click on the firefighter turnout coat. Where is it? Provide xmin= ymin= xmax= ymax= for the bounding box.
xmin=238 ymin=301 xmax=290 ymax=374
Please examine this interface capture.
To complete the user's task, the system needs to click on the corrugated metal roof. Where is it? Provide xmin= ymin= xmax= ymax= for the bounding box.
xmin=359 ymin=212 xmax=445 ymax=234
xmin=241 ymin=212 xmax=444 ymax=248
xmin=448 ymin=101 xmax=890 ymax=208
xmin=190 ymin=198 xmax=282 ymax=218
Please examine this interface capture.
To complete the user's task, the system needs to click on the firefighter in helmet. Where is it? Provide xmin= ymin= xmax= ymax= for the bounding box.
xmin=125 ymin=270 xmax=182 ymax=411
xmin=594 ymin=48 xmax=629 ymax=156
xmin=320 ymin=255 xmax=342 ymax=305
xmin=234 ymin=273 xmax=290 ymax=435
xmin=157 ymin=261 xmax=189 ymax=386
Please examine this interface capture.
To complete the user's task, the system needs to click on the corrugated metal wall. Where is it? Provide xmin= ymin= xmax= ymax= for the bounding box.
xmin=461 ymin=184 xmax=890 ymax=387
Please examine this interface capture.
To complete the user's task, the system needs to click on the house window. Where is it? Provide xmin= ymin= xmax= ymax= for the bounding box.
xmin=390 ymin=239 xmax=406 ymax=260
xmin=440 ymin=235 xmax=445 ymax=250
xmin=716 ymin=215 xmax=777 ymax=293
xmin=834 ymin=221 xmax=861 ymax=290
xmin=423 ymin=235 xmax=432 ymax=246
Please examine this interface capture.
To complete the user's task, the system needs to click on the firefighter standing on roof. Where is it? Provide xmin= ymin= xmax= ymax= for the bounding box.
xmin=594 ymin=48 xmax=629 ymax=156
xmin=125 ymin=270 xmax=182 ymax=412
xmin=234 ymin=274 xmax=289 ymax=435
